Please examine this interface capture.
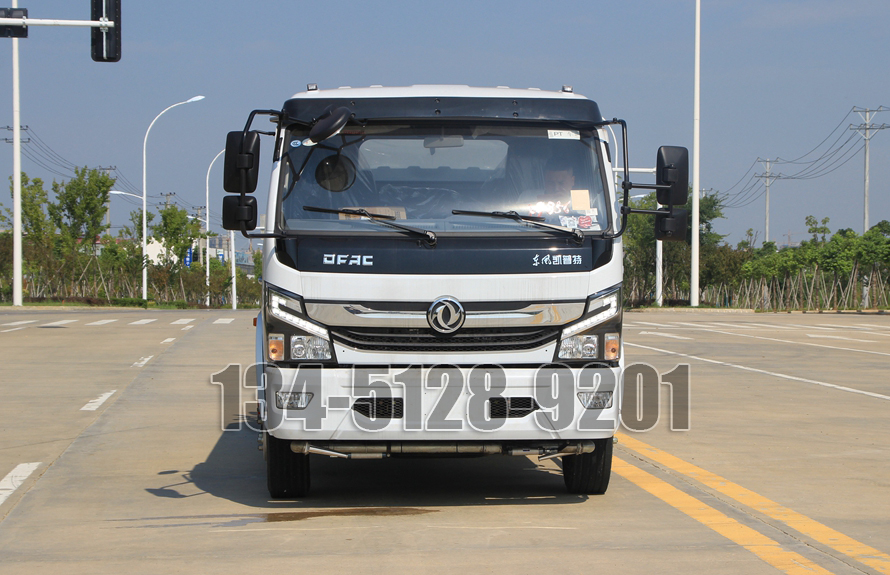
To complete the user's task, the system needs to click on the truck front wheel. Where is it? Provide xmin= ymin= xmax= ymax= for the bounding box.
xmin=266 ymin=434 xmax=310 ymax=498
xmin=563 ymin=437 xmax=612 ymax=494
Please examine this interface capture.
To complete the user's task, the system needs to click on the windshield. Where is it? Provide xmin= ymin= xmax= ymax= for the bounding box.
xmin=278 ymin=123 xmax=610 ymax=235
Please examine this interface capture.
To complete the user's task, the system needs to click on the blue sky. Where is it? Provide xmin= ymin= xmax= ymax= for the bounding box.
xmin=1 ymin=0 xmax=888 ymax=248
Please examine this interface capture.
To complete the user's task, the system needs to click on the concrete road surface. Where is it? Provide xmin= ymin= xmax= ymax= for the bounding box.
xmin=0 ymin=308 xmax=887 ymax=574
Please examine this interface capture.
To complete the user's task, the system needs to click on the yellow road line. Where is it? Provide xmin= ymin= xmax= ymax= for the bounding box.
xmin=613 ymin=458 xmax=834 ymax=575
xmin=618 ymin=432 xmax=890 ymax=575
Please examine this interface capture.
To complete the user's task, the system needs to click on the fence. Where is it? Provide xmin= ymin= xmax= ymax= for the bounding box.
xmin=630 ymin=266 xmax=890 ymax=311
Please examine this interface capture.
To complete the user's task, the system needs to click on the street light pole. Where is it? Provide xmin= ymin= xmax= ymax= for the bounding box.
xmin=141 ymin=95 xmax=204 ymax=301
xmin=691 ymin=0 xmax=701 ymax=307
xmin=205 ymin=149 xmax=224 ymax=306
xmin=11 ymin=0 xmax=22 ymax=306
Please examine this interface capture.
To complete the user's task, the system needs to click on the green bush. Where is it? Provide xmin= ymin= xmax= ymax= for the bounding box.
xmin=111 ymin=297 xmax=149 ymax=309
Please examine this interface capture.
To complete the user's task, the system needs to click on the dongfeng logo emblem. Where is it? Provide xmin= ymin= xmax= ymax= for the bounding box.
xmin=427 ymin=296 xmax=465 ymax=334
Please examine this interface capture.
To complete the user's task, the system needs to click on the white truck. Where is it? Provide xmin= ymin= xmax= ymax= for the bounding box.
xmin=221 ymin=84 xmax=688 ymax=498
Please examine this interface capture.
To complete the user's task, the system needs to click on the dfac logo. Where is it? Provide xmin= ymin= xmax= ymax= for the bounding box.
xmin=323 ymin=254 xmax=373 ymax=266
xmin=427 ymin=296 xmax=465 ymax=334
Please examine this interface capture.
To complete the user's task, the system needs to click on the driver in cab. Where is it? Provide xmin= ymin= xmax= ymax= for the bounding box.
xmin=521 ymin=157 xmax=597 ymax=230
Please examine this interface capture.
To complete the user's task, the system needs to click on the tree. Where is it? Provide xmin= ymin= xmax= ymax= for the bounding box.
xmin=805 ymin=215 xmax=831 ymax=244
xmin=151 ymin=204 xmax=203 ymax=265
xmin=48 ymin=167 xmax=114 ymax=253
xmin=2 ymin=173 xmax=59 ymax=298
xmin=149 ymin=204 xmax=204 ymax=302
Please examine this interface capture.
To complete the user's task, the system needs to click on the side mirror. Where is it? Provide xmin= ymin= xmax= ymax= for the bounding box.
xmin=223 ymin=131 xmax=261 ymax=194
xmin=307 ymin=107 xmax=352 ymax=145
xmin=655 ymin=208 xmax=688 ymax=242
xmin=222 ymin=195 xmax=257 ymax=231
xmin=655 ymin=146 xmax=689 ymax=206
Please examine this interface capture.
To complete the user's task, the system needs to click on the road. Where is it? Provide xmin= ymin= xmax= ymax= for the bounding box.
xmin=0 ymin=308 xmax=887 ymax=575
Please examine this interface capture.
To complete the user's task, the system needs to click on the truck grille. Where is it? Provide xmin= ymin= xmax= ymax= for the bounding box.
xmin=352 ymin=397 xmax=405 ymax=419
xmin=330 ymin=327 xmax=559 ymax=353
xmin=489 ymin=397 xmax=539 ymax=419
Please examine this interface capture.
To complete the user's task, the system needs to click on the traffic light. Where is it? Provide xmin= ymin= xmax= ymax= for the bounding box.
xmin=0 ymin=8 xmax=28 ymax=38
xmin=90 ymin=0 xmax=120 ymax=62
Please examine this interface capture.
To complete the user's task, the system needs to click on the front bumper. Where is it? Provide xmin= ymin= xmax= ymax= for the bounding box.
xmin=261 ymin=364 xmax=620 ymax=443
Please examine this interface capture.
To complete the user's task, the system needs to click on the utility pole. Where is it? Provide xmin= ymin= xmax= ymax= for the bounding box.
xmin=755 ymin=158 xmax=782 ymax=245
xmin=97 ymin=165 xmax=116 ymax=230
xmin=850 ymin=107 xmax=888 ymax=234
xmin=161 ymin=192 xmax=175 ymax=209
xmin=850 ymin=107 xmax=888 ymax=309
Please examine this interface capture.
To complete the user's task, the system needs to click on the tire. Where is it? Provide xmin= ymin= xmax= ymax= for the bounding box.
xmin=266 ymin=434 xmax=310 ymax=498
xmin=563 ymin=438 xmax=612 ymax=494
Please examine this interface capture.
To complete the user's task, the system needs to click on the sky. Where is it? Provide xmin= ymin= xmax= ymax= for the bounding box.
xmin=1 ymin=0 xmax=888 ymax=249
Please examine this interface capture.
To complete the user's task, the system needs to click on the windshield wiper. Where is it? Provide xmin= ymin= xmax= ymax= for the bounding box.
xmin=303 ymin=206 xmax=437 ymax=246
xmin=451 ymin=210 xmax=584 ymax=244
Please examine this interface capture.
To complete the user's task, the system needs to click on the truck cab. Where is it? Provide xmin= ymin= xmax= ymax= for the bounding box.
xmin=221 ymin=84 xmax=688 ymax=498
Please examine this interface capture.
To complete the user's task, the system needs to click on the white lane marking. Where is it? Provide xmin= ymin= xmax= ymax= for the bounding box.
xmin=786 ymin=323 xmax=835 ymax=331
xmin=213 ymin=318 xmax=234 ymax=324
xmin=132 ymin=356 xmax=153 ymax=367
xmin=80 ymin=390 xmax=116 ymax=411
xmin=626 ymin=342 xmax=890 ymax=401
xmin=639 ymin=331 xmax=693 ymax=340
xmin=857 ymin=323 xmax=890 ymax=330
xmin=807 ymin=334 xmax=876 ymax=343
xmin=1 ymin=320 xmax=36 ymax=326
xmin=672 ymin=322 xmax=705 ymax=328
xmin=1 ymin=327 xmax=26 ymax=333
xmin=171 ymin=318 xmax=195 ymax=325
xmin=181 ymin=325 xmax=194 ymax=331
xmin=85 ymin=319 xmax=117 ymax=326
xmin=816 ymin=323 xmax=874 ymax=330
xmin=744 ymin=322 xmax=794 ymax=330
xmin=703 ymin=322 xmax=754 ymax=329
xmin=0 ymin=462 xmax=41 ymax=506
xmin=41 ymin=320 xmax=77 ymax=327
xmin=702 ymin=328 xmax=890 ymax=358
xmin=129 ymin=319 xmax=157 ymax=325
xmin=161 ymin=338 xmax=176 ymax=344
xmin=634 ymin=321 xmax=666 ymax=327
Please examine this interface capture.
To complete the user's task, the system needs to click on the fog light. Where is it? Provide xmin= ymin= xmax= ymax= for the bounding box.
xmin=291 ymin=335 xmax=332 ymax=360
xmin=604 ymin=333 xmax=620 ymax=360
xmin=578 ymin=391 xmax=613 ymax=409
xmin=558 ymin=335 xmax=598 ymax=359
xmin=268 ymin=333 xmax=284 ymax=361
xmin=275 ymin=391 xmax=314 ymax=409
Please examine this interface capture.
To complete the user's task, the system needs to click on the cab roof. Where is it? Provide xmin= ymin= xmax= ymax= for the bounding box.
xmin=281 ymin=84 xmax=603 ymax=125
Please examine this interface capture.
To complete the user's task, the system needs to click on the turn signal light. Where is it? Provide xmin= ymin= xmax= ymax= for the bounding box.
xmin=268 ymin=333 xmax=284 ymax=361
xmin=604 ymin=333 xmax=620 ymax=360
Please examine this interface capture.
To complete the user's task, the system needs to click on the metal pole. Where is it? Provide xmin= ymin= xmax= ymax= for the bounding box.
xmin=11 ymin=0 xmax=22 ymax=306
xmin=656 ymin=230 xmax=663 ymax=306
xmin=230 ymin=230 xmax=237 ymax=310
xmin=141 ymin=96 xmax=205 ymax=301
xmin=205 ymin=149 xmax=224 ymax=306
xmin=765 ymin=159 xmax=770 ymax=244
xmin=864 ymin=118 xmax=870 ymax=234
xmin=690 ymin=0 xmax=701 ymax=307
xmin=0 ymin=17 xmax=117 ymax=28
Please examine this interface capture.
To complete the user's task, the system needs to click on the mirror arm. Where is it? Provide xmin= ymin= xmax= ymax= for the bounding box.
xmin=241 ymin=109 xmax=281 ymax=136
xmin=600 ymin=118 xmax=631 ymax=239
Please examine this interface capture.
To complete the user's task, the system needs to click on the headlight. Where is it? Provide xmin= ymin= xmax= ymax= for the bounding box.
xmin=265 ymin=286 xmax=332 ymax=361
xmin=557 ymin=286 xmax=621 ymax=361
xmin=291 ymin=335 xmax=331 ymax=360
xmin=561 ymin=288 xmax=620 ymax=339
